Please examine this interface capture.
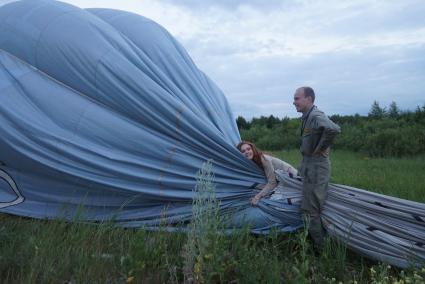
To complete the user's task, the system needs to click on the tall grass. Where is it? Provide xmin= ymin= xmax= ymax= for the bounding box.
xmin=1 ymin=152 xmax=424 ymax=283
xmin=183 ymin=160 xmax=224 ymax=283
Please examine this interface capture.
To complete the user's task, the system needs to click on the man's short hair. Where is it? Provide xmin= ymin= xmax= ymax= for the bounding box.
xmin=302 ymin=86 xmax=315 ymax=103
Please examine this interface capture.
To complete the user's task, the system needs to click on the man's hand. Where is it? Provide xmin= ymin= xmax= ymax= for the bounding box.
xmin=314 ymin=147 xmax=330 ymax=157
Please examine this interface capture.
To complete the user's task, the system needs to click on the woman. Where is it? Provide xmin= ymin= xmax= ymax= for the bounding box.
xmin=236 ymin=141 xmax=298 ymax=205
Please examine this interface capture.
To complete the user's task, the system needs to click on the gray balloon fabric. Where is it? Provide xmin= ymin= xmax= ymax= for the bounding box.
xmin=0 ymin=0 xmax=424 ymax=269
xmin=0 ymin=0 xmax=297 ymax=230
xmin=273 ymin=171 xmax=425 ymax=268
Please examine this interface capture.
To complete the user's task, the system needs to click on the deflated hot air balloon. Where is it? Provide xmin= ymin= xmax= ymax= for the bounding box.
xmin=0 ymin=0 xmax=424 ymax=268
xmin=0 ymin=0 xmax=300 ymax=231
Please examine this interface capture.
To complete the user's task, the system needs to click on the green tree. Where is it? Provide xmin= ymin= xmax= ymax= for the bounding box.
xmin=236 ymin=116 xmax=249 ymax=130
xmin=388 ymin=101 xmax=399 ymax=118
xmin=368 ymin=101 xmax=386 ymax=119
xmin=266 ymin=115 xmax=280 ymax=129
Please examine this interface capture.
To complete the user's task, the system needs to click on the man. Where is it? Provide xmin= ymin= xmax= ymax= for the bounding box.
xmin=293 ymin=86 xmax=341 ymax=251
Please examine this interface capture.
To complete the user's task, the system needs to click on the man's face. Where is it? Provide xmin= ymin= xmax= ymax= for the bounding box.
xmin=293 ymin=88 xmax=312 ymax=113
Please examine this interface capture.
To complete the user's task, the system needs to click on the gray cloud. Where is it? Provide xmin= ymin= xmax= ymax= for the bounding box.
xmin=321 ymin=1 xmax=425 ymax=35
xmin=161 ymin=0 xmax=288 ymax=11
xmin=167 ymin=0 xmax=425 ymax=118
xmin=0 ymin=0 xmax=18 ymax=6
xmin=197 ymin=43 xmax=425 ymax=119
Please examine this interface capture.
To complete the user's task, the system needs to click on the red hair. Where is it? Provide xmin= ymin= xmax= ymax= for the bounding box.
xmin=236 ymin=141 xmax=264 ymax=170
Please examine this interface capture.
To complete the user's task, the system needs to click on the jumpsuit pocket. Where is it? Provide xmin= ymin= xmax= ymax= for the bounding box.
xmin=313 ymin=163 xmax=330 ymax=184
xmin=303 ymin=167 xmax=315 ymax=184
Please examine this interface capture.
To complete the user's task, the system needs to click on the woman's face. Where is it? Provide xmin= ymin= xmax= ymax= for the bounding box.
xmin=240 ymin=143 xmax=254 ymax=160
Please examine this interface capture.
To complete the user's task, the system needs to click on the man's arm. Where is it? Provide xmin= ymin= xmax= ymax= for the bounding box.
xmin=313 ymin=114 xmax=341 ymax=154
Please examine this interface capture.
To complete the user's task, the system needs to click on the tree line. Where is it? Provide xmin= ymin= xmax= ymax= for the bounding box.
xmin=237 ymin=101 xmax=425 ymax=157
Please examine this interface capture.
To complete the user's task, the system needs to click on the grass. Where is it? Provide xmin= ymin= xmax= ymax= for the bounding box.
xmin=1 ymin=151 xmax=425 ymax=283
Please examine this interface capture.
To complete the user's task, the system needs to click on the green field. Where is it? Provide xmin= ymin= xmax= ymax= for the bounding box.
xmin=1 ymin=151 xmax=424 ymax=283
xmin=273 ymin=150 xmax=425 ymax=203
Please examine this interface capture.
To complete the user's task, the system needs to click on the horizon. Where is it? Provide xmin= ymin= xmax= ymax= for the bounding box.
xmin=236 ymin=99 xmax=425 ymax=120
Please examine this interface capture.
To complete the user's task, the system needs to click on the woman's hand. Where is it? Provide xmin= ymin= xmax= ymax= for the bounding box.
xmin=251 ymin=195 xmax=261 ymax=206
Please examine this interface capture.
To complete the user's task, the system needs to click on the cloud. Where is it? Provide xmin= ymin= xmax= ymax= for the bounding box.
xmin=0 ymin=0 xmax=18 ymax=6
xmin=160 ymin=0 xmax=287 ymax=11
xmin=203 ymin=42 xmax=425 ymax=118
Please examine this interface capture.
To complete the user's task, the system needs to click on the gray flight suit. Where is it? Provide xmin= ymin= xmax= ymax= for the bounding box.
xmin=299 ymin=105 xmax=341 ymax=249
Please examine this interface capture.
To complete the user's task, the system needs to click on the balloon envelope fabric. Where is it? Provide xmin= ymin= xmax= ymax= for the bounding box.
xmin=0 ymin=0 xmax=303 ymax=232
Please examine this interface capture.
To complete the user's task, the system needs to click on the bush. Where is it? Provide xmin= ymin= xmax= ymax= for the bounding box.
xmin=364 ymin=126 xmax=425 ymax=157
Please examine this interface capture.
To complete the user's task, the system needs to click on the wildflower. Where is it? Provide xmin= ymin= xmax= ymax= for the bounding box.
xmin=194 ymin=262 xmax=202 ymax=274
xmin=413 ymin=273 xmax=423 ymax=280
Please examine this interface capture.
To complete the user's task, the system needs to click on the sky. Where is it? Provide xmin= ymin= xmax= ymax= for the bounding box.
xmin=2 ymin=0 xmax=425 ymax=119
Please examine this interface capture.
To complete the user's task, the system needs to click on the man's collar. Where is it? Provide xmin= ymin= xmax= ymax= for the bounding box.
xmin=302 ymin=105 xmax=315 ymax=119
